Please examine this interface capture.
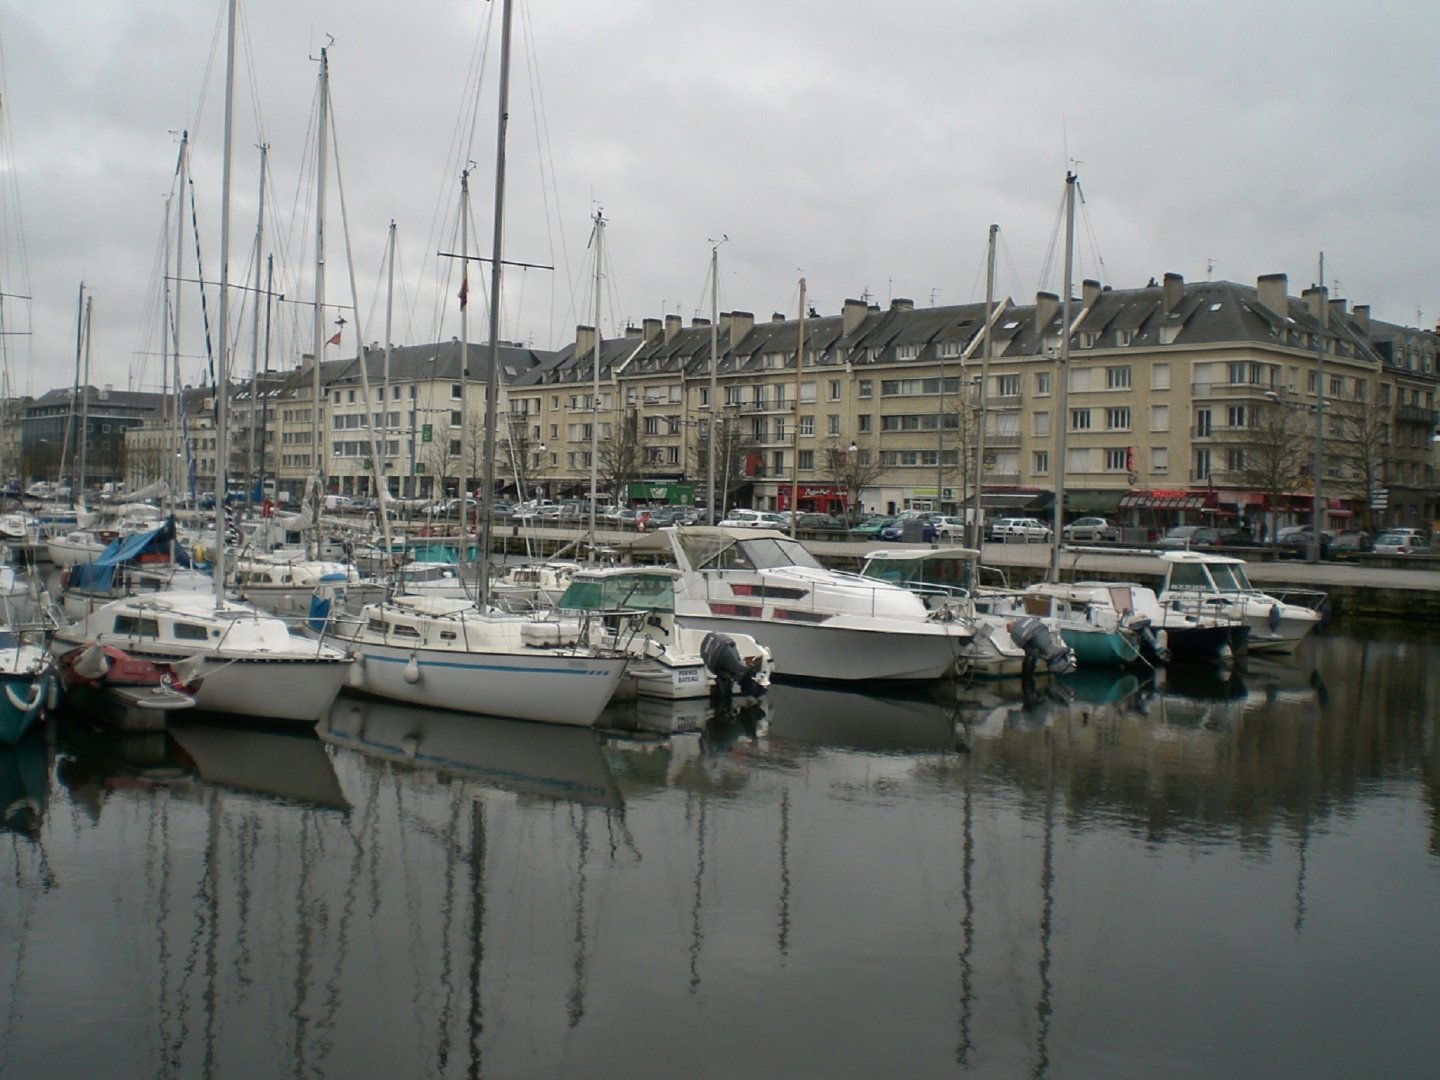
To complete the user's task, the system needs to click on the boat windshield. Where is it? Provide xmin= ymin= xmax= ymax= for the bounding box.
xmin=861 ymin=555 xmax=973 ymax=595
xmin=737 ymin=536 xmax=824 ymax=571
xmin=1208 ymin=562 xmax=1252 ymax=592
xmin=558 ymin=573 xmax=675 ymax=614
xmin=677 ymin=531 xmax=824 ymax=572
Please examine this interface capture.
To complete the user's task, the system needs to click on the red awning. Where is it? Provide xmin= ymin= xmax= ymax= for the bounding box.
xmin=1118 ymin=491 xmax=1210 ymax=510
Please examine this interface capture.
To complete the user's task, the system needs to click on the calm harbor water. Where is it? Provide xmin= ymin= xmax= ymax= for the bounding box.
xmin=2 ymin=626 xmax=1437 ymax=1079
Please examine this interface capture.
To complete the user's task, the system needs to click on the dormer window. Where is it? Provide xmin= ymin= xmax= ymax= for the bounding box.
xmin=896 ymin=344 xmax=919 ymax=361
xmin=1080 ymin=332 xmax=1098 ymax=349
xmin=1116 ymin=329 xmax=1134 ymax=346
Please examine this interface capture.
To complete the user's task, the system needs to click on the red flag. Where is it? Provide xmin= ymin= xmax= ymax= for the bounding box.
xmin=458 ymin=270 xmax=469 ymax=311
xmin=326 ymin=329 xmax=342 ymax=347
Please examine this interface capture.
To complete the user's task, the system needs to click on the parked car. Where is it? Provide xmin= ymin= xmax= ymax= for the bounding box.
xmin=1157 ymin=525 xmax=1222 ymax=549
xmin=880 ymin=510 xmax=942 ymax=542
xmin=987 ymin=517 xmax=1052 ymax=543
xmin=848 ymin=515 xmax=894 ymax=538
xmin=1275 ymin=525 xmax=1333 ymax=558
xmin=717 ymin=509 xmax=787 ymax=529
xmin=1373 ymin=531 xmax=1430 ymax=555
xmin=931 ymin=516 xmax=972 ymax=542
xmin=1329 ymin=529 xmax=1373 ymax=558
xmin=1061 ymin=516 xmax=1116 ymax=543
xmin=795 ymin=512 xmax=847 ymax=532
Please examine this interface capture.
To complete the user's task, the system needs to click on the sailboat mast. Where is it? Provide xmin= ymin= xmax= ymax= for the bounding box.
xmin=587 ymin=209 xmax=602 ymax=561
xmin=973 ymin=223 xmax=997 ymax=549
xmin=382 ymin=220 xmax=395 ymax=493
xmin=478 ymin=0 xmax=515 ymax=609
xmin=58 ymin=282 xmax=83 ymax=495
xmin=1049 ymin=172 xmax=1076 ymax=582
xmin=311 ymin=45 xmax=330 ymax=541
xmin=247 ymin=142 xmax=268 ymax=510
xmin=790 ymin=277 xmax=805 ymax=538
xmin=213 ymin=0 xmax=237 ymax=606
xmin=707 ymin=241 xmax=720 ymax=526
xmin=458 ymin=167 xmax=472 ymax=578
xmin=172 ymin=134 xmax=188 ymax=504
xmin=79 ymin=294 xmax=92 ymax=502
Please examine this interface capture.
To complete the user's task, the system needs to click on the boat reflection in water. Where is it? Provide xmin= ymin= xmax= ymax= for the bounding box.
xmin=169 ymin=723 xmax=349 ymax=811
xmin=320 ymin=695 xmax=622 ymax=810
xmin=0 ymin=728 xmax=48 ymax=838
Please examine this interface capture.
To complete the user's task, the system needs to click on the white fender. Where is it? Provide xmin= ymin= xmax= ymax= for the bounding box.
xmin=347 ymin=653 xmax=366 ymax=687
xmin=402 ymin=654 xmax=421 ymax=684
xmin=5 ymin=679 xmax=43 ymax=715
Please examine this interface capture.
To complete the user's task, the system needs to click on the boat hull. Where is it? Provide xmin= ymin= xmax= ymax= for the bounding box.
xmin=675 ymin=612 xmax=961 ymax=683
xmin=347 ymin=640 xmax=628 ymax=727
xmin=1059 ymin=625 xmax=1142 ymax=668
xmin=0 ymin=672 xmax=48 ymax=744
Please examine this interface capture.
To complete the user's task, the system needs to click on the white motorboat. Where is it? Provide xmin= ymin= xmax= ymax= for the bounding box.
xmin=633 ymin=527 xmax=974 ymax=684
xmin=859 ymin=547 xmax=1075 ymax=677
xmin=231 ymin=553 xmax=381 ymax=619
xmin=326 ymin=594 xmax=630 ymax=728
xmin=1157 ymin=551 xmax=1322 ymax=652
xmin=50 ymin=590 xmax=352 ymax=724
xmin=554 ymin=565 xmax=771 ymax=701
xmin=490 ymin=559 xmax=581 ymax=612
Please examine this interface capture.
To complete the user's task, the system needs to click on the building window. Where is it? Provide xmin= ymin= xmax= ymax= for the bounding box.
xmin=1104 ymin=448 xmax=1127 ymax=471
xmin=858 ymin=380 xmax=873 ymax=398
xmin=1195 ymin=408 xmax=1211 ymax=437
xmin=827 ymin=414 xmax=841 ymax=436
xmin=1152 ymin=446 xmax=1168 ymax=472
xmin=450 ymin=410 xmax=462 ymax=427
xmin=1035 ymin=371 xmax=1051 ymax=396
xmin=1194 ymin=448 xmax=1211 ymax=480
xmin=1105 ymin=406 xmax=1131 ymax=430
xmin=772 ymin=450 xmax=785 ymax=474
xmin=1033 ymin=411 xmax=1050 ymax=437
xmin=798 ymin=449 xmax=814 ymax=470
xmin=997 ymin=374 xmax=1020 ymax=397
xmin=451 ymin=383 xmax=463 ymax=399
xmin=449 ymin=439 xmax=462 ymax=456
xmin=1151 ymin=404 xmax=1169 ymax=432
xmin=857 ymin=414 xmax=872 ymax=433
xmin=1152 ymin=364 xmax=1170 ymax=391
xmin=1226 ymin=405 xmax=1247 ymax=428
xmin=1106 ymin=365 xmax=1131 ymax=390
xmin=896 ymin=344 xmax=919 ymax=361
xmin=1226 ymin=448 xmax=1246 ymax=471
xmin=829 ymin=379 xmax=841 ymax=401
xmin=1033 ymin=450 xmax=1049 ymax=474
xmin=1070 ymin=409 xmax=1092 ymax=431
xmin=799 ymin=416 xmax=814 ymax=437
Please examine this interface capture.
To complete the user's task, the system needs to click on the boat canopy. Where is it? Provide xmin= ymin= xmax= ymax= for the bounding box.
xmin=860 ymin=550 xmax=976 ymax=598
xmin=67 ymin=518 xmax=190 ymax=593
xmin=558 ymin=570 xmax=678 ymax=614
xmin=675 ymin=529 xmax=824 ymax=572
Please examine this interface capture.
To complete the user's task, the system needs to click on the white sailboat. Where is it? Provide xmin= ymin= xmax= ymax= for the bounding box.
xmin=329 ymin=1 xmax=629 ymax=727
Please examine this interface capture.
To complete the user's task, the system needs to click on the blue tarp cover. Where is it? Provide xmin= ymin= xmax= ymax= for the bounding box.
xmin=68 ymin=519 xmax=191 ymax=592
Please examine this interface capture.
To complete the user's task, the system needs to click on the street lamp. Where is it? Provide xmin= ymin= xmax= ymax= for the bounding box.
xmin=847 ymin=441 xmax=860 ymax=519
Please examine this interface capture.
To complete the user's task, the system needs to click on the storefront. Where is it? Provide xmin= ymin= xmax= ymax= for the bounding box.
xmin=776 ymin=484 xmax=850 ymax=516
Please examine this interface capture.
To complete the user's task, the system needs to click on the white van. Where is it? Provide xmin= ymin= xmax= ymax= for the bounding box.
xmin=718 ymin=508 xmax=788 ymax=529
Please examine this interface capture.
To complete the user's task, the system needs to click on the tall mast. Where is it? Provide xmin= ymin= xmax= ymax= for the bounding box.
xmin=707 ymin=236 xmax=725 ymax=526
xmin=1311 ymin=251 xmax=1326 ymax=564
xmin=58 ymin=282 xmax=83 ymax=495
xmin=172 ymin=134 xmax=188 ymax=504
xmin=458 ymin=167 xmax=472 ymax=582
xmin=1049 ymin=172 xmax=1076 ymax=582
xmin=311 ymin=45 xmax=330 ymax=544
xmin=974 ymin=223 xmax=997 ymax=549
xmin=587 ymin=209 xmax=603 ymax=561
xmin=382 ymin=220 xmax=396 ymax=496
xmin=478 ymin=0 xmax=515 ymax=609
xmin=212 ymin=0 xmax=237 ymax=606
xmin=790 ymin=277 xmax=805 ymax=537
xmin=78 ymin=294 xmax=92 ymax=503
xmin=247 ymin=142 xmax=267 ymax=510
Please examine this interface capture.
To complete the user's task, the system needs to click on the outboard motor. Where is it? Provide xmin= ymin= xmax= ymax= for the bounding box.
xmin=701 ymin=632 xmax=766 ymax=698
xmin=1008 ymin=616 xmax=1076 ymax=676
xmin=1131 ymin=616 xmax=1170 ymax=664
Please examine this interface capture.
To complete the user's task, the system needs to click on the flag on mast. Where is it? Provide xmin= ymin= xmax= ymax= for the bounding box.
xmin=458 ymin=269 xmax=469 ymax=310
xmin=326 ymin=328 xmax=342 ymax=347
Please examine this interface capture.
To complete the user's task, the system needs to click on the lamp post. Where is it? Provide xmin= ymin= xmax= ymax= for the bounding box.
xmin=847 ymin=441 xmax=860 ymax=519
xmin=1311 ymin=253 xmax=1326 ymax=566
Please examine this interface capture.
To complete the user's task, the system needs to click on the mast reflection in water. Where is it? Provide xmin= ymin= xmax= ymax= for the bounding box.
xmin=1 ymin=627 xmax=1437 ymax=1078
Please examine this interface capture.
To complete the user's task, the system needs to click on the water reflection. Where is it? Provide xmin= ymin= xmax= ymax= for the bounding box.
xmin=0 ymin=628 xmax=1435 ymax=1078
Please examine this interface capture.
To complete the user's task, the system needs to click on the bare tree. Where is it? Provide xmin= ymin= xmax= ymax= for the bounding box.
xmin=597 ymin=406 xmax=643 ymax=505
xmin=1326 ymin=393 xmax=1391 ymax=534
xmin=690 ymin=417 xmax=759 ymax=517
xmin=821 ymin=435 xmax=887 ymax=520
xmin=941 ymin=387 xmax=984 ymax=517
xmin=1227 ymin=400 xmax=1313 ymax=542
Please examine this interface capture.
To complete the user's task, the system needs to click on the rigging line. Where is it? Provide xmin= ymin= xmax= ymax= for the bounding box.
xmin=998 ymin=227 xmax=1026 ymax=309
xmin=1037 ymin=183 xmax=1067 ymax=299
xmin=519 ymin=0 xmax=575 ymax=350
xmin=1074 ymin=179 xmax=1109 ymax=286
xmin=186 ymin=0 xmax=228 ymax=145
xmin=186 ymin=179 xmax=218 ymax=396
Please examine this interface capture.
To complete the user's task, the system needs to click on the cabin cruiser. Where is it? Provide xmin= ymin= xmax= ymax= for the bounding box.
xmin=554 ymin=565 xmax=771 ymax=701
xmin=858 ymin=547 xmax=1074 ymax=677
xmin=230 ymin=552 xmax=380 ymax=619
xmin=632 ymin=527 xmax=974 ymax=684
xmin=1157 ymin=551 xmax=1321 ymax=652
xmin=51 ymin=590 xmax=351 ymax=724
xmin=325 ymin=594 xmax=630 ymax=728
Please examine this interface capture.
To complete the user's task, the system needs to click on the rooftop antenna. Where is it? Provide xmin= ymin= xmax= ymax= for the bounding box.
xmin=1206 ymin=258 xmax=1215 ymax=279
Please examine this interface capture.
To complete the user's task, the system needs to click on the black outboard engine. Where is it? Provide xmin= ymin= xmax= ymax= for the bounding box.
xmin=1131 ymin=616 xmax=1169 ymax=664
xmin=1008 ymin=616 xmax=1076 ymax=676
xmin=701 ymin=632 xmax=766 ymax=698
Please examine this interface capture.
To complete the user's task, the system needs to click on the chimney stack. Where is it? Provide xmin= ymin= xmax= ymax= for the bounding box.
xmin=842 ymin=297 xmax=868 ymax=335
xmin=772 ymin=312 xmax=786 ymax=323
xmin=1353 ymin=304 xmax=1370 ymax=332
xmin=664 ymin=314 xmax=682 ymax=340
xmin=575 ymin=324 xmax=596 ymax=358
xmin=642 ymin=317 xmax=662 ymax=341
xmin=1082 ymin=279 xmax=1102 ymax=306
xmin=1301 ymin=285 xmax=1327 ymax=323
xmin=1035 ymin=291 xmax=1059 ymax=330
xmin=1162 ymin=272 xmax=1184 ymax=312
xmin=890 ymin=297 xmax=914 ymax=312
xmin=1257 ymin=273 xmax=1288 ymax=316
xmin=721 ymin=310 xmax=754 ymax=342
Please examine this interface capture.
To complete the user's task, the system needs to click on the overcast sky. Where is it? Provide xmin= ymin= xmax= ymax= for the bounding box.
xmin=2 ymin=0 xmax=1437 ymax=396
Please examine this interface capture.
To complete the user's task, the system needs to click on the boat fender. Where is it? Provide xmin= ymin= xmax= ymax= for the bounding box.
xmin=701 ymin=632 xmax=766 ymax=698
xmin=1007 ymin=616 xmax=1076 ymax=676
xmin=4 ymin=680 xmax=43 ymax=716
xmin=1268 ymin=603 xmax=1282 ymax=632
xmin=403 ymin=654 xmax=422 ymax=684
xmin=347 ymin=654 xmax=366 ymax=688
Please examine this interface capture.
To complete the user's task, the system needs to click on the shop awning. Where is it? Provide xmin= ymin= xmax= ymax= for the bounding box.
xmin=1064 ymin=489 xmax=1126 ymax=515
